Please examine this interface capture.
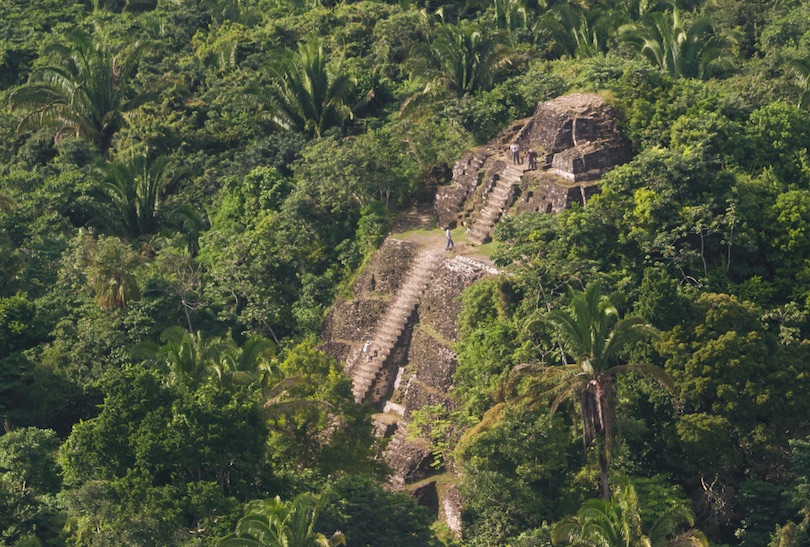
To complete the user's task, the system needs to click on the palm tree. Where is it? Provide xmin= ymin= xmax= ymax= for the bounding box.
xmin=787 ymin=56 xmax=810 ymax=111
xmin=135 ymin=326 xmax=227 ymax=386
xmin=98 ymin=152 xmax=189 ymax=240
xmin=261 ymin=38 xmax=355 ymax=138
xmin=403 ymin=19 xmax=507 ymax=111
xmin=620 ymin=7 xmax=726 ymax=80
xmin=220 ymin=494 xmax=346 ymax=547
xmin=136 ymin=328 xmax=283 ymax=389
xmin=510 ymin=284 xmax=672 ymax=500
xmin=8 ymin=28 xmax=158 ymax=158
xmin=203 ymin=0 xmax=263 ymax=26
xmin=0 ymin=194 xmax=17 ymax=212
xmin=83 ymin=234 xmax=142 ymax=311
xmin=213 ymin=335 xmax=276 ymax=387
xmin=493 ymin=0 xmax=529 ymax=32
xmin=534 ymin=5 xmax=618 ymax=59
xmin=552 ymin=479 xmax=708 ymax=546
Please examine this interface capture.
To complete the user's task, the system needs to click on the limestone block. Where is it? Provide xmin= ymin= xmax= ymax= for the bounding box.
xmin=403 ymin=378 xmax=455 ymax=417
xmin=407 ymin=327 xmax=458 ymax=392
xmin=419 ymin=263 xmax=485 ymax=341
xmin=352 ymin=238 xmax=419 ymax=295
xmin=385 ymin=430 xmax=433 ymax=486
xmin=435 ymin=150 xmax=489 ymax=229
xmin=439 ymin=483 xmax=464 ymax=540
xmin=321 ymin=298 xmax=387 ymax=343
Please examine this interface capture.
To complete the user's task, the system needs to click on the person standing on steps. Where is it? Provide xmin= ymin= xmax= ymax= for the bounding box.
xmin=527 ymin=148 xmax=537 ymax=170
xmin=363 ymin=340 xmax=373 ymax=361
xmin=510 ymin=142 xmax=521 ymax=164
xmin=445 ymin=227 xmax=454 ymax=251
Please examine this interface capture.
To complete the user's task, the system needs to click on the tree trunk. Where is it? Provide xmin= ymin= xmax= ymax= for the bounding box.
xmin=599 ymin=449 xmax=610 ymax=501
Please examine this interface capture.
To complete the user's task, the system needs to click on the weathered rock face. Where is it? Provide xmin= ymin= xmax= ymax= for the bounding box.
xmin=519 ymin=93 xmax=630 ymax=163
xmin=514 ymin=173 xmax=601 ymax=215
xmin=551 ymin=142 xmax=632 ymax=182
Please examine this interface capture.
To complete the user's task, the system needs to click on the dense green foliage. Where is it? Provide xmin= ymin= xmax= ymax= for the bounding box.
xmin=2 ymin=0 xmax=810 ymax=544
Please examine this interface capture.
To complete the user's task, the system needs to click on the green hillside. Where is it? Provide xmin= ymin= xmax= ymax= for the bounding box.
xmin=2 ymin=0 xmax=810 ymax=544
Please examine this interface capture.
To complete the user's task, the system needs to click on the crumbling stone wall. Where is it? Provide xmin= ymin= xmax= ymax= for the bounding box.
xmin=352 ymin=239 xmax=419 ymax=295
xmin=407 ymin=328 xmax=457 ymax=392
xmin=320 ymin=299 xmax=389 ymax=363
xmin=385 ymin=433 xmax=434 ymax=488
xmin=515 ymin=175 xmax=601 ymax=215
xmin=321 ymin=238 xmax=419 ymax=365
xmin=435 ymin=149 xmax=490 ymax=229
xmin=439 ymin=483 xmax=464 ymax=540
xmin=520 ymin=93 xmax=627 ymax=155
xmin=551 ymin=142 xmax=633 ymax=182
xmin=418 ymin=262 xmax=477 ymax=341
xmin=404 ymin=377 xmax=456 ymax=415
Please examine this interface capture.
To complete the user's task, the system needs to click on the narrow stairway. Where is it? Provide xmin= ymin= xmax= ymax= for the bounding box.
xmin=348 ymin=249 xmax=445 ymax=404
xmin=467 ymin=157 xmax=530 ymax=245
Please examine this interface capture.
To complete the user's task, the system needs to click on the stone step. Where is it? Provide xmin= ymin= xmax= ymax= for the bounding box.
xmin=492 ymin=182 xmax=513 ymax=193
xmin=375 ymin=324 xmax=402 ymax=337
xmin=483 ymin=200 xmax=506 ymax=211
xmin=354 ymin=373 xmax=378 ymax=387
xmin=379 ymin=319 xmax=405 ymax=331
xmin=390 ymin=302 xmax=416 ymax=314
xmin=382 ymin=315 xmax=407 ymax=330
xmin=356 ymin=360 xmax=385 ymax=373
xmin=354 ymin=378 xmax=375 ymax=391
xmin=388 ymin=310 xmax=414 ymax=323
xmin=377 ymin=326 xmax=402 ymax=339
xmin=476 ymin=209 xmax=500 ymax=225
xmin=398 ymin=287 xmax=427 ymax=300
xmin=355 ymin=372 xmax=376 ymax=384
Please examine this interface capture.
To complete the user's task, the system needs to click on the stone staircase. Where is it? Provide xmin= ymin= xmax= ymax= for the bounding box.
xmin=467 ymin=157 xmax=529 ymax=245
xmin=347 ymin=249 xmax=445 ymax=403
